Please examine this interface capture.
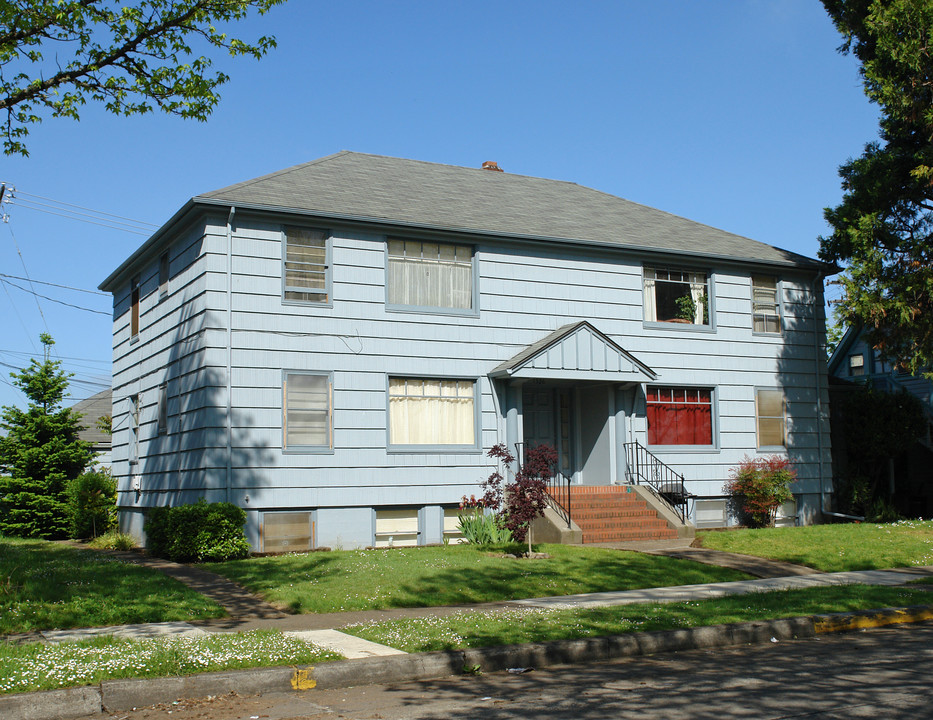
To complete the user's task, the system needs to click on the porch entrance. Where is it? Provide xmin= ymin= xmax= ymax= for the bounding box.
xmin=522 ymin=386 xmax=573 ymax=476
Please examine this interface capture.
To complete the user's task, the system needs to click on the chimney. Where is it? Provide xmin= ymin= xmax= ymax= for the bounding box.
xmin=481 ymin=161 xmax=503 ymax=172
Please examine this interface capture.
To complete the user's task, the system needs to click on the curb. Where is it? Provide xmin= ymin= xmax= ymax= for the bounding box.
xmin=1 ymin=606 xmax=930 ymax=720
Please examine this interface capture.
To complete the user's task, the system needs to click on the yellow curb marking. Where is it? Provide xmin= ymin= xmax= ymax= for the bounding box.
xmin=814 ymin=607 xmax=933 ymax=634
xmin=291 ymin=667 xmax=317 ymax=690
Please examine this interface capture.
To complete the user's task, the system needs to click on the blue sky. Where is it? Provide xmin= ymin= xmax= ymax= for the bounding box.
xmin=0 ymin=0 xmax=879 ymax=410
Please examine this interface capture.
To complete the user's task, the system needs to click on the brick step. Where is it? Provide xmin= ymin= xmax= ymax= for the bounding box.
xmin=583 ymin=530 xmax=680 ymax=543
xmin=575 ymin=518 xmax=670 ymax=529
xmin=571 ymin=509 xmax=656 ymax=520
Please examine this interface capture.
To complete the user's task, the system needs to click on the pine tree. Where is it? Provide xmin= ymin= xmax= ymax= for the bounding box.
xmin=0 ymin=334 xmax=94 ymax=538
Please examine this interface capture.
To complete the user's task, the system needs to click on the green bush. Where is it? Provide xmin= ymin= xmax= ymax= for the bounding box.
xmin=457 ymin=508 xmax=513 ymax=545
xmin=88 ymin=529 xmax=137 ymax=550
xmin=67 ymin=469 xmax=116 ymax=539
xmin=144 ymin=499 xmax=250 ymax=562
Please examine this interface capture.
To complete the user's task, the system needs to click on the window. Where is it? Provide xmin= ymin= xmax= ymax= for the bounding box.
xmin=756 ymin=389 xmax=786 ymax=449
xmin=387 ymin=240 xmax=473 ymax=311
xmin=388 ymin=377 xmax=475 ymax=447
xmin=158 ymin=253 xmax=169 ymax=300
xmin=284 ymin=227 xmax=329 ymax=303
xmin=644 ymin=267 xmax=709 ymax=325
xmin=283 ymin=372 xmax=332 ymax=449
xmin=849 ymin=354 xmax=865 ymax=377
xmin=752 ymin=275 xmax=781 ymax=333
xmin=157 ymin=384 xmax=168 ymax=435
xmin=130 ymin=275 xmax=140 ymax=338
xmin=129 ymin=393 xmax=140 ymax=464
xmin=646 ymin=387 xmax=713 ymax=446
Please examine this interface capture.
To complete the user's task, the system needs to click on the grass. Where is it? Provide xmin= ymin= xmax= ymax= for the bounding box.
xmin=342 ymin=584 xmax=933 ymax=653
xmin=696 ymin=519 xmax=933 ymax=572
xmin=0 ymin=538 xmax=226 ymax=635
xmin=0 ymin=630 xmax=342 ymax=695
xmin=202 ymin=543 xmax=751 ymax=613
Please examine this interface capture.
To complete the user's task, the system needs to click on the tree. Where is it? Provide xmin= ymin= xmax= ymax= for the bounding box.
xmin=0 ymin=0 xmax=285 ymax=156
xmin=482 ymin=443 xmax=556 ymax=555
xmin=820 ymin=0 xmax=933 ymax=376
xmin=0 ymin=334 xmax=95 ymax=538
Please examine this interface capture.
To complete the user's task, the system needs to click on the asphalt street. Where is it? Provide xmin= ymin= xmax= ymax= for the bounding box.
xmin=100 ymin=621 xmax=933 ymax=720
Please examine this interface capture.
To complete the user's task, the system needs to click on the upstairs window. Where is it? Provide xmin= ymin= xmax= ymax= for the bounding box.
xmin=647 ymin=387 xmax=713 ymax=446
xmin=284 ymin=227 xmax=330 ymax=304
xmin=158 ymin=253 xmax=169 ymax=301
xmin=849 ymin=354 xmax=866 ymax=377
xmin=130 ymin=275 xmax=140 ymax=338
xmin=388 ymin=377 xmax=476 ymax=447
xmin=752 ymin=275 xmax=781 ymax=334
xmin=388 ymin=240 xmax=473 ymax=311
xmin=283 ymin=372 xmax=332 ymax=450
xmin=644 ymin=267 xmax=709 ymax=325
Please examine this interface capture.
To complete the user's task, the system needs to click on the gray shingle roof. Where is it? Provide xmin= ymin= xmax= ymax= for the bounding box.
xmin=71 ymin=389 xmax=112 ymax=450
xmin=196 ymin=151 xmax=822 ymax=269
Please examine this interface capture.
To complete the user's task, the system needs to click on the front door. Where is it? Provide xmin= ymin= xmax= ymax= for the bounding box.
xmin=522 ymin=386 xmax=573 ymax=476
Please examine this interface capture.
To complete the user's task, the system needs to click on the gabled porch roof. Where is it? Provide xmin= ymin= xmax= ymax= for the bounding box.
xmin=490 ymin=321 xmax=657 ymax=383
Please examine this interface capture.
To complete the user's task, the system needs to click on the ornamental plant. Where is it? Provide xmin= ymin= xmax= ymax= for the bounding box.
xmin=724 ymin=455 xmax=796 ymax=528
xmin=482 ymin=442 xmax=557 ymax=554
xmin=456 ymin=495 xmax=513 ymax=545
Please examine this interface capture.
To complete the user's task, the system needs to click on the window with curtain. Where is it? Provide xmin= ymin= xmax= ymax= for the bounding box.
xmin=284 ymin=227 xmax=329 ymax=303
xmin=647 ymin=387 xmax=713 ymax=446
xmin=284 ymin=372 xmax=332 ymax=449
xmin=752 ymin=275 xmax=781 ymax=333
xmin=388 ymin=377 xmax=475 ymax=446
xmin=130 ymin=275 xmax=140 ymax=337
xmin=643 ymin=267 xmax=709 ymax=325
xmin=387 ymin=240 xmax=473 ymax=311
xmin=756 ymin=389 xmax=786 ymax=449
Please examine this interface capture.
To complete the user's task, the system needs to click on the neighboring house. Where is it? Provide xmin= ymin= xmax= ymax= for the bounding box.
xmin=71 ymin=388 xmax=113 ymax=469
xmin=828 ymin=326 xmax=933 ymax=516
xmin=99 ymin=152 xmax=834 ymax=551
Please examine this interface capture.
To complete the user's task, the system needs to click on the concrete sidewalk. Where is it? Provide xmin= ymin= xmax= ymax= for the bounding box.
xmin=10 ymin=565 xmax=933 ymax=654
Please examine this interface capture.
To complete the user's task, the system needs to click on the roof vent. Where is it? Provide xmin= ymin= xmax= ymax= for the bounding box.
xmin=481 ymin=161 xmax=503 ymax=172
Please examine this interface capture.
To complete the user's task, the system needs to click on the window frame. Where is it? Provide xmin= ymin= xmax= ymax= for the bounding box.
xmin=157 ymin=383 xmax=168 ymax=436
xmin=645 ymin=385 xmax=719 ymax=451
xmin=128 ymin=393 xmax=140 ymax=465
xmin=386 ymin=375 xmax=482 ymax=453
xmin=385 ymin=238 xmax=479 ymax=317
xmin=158 ymin=252 xmax=170 ymax=301
xmin=642 ymin=266 xmax=714 ymax=331
xmin=755 ymin=387 xmax=787 ymax=451
xmin=849 ymin=353 xmax=866 ymax=377
xmin=751 ymin=274 xmax=782 ymax=335
xmin=282 ymin=370 xmax=334 ymax=453
xmin=281 ymin=226 xmax=333 ymax=307
xmin=130 ymin=275 xmax=140 ymax=340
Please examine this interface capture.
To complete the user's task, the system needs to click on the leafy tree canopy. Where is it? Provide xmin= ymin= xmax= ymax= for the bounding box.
xmin=820 ymin=0 xmax=933 ymax=375
xmin=0 ymin=0 xmax=285 ymax=156
xmin=0 ymin=334 xmax=95 ymax=538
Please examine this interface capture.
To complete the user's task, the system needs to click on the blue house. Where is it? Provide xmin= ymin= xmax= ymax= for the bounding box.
xmin=99 ymin=152 xmax=834 ymax=550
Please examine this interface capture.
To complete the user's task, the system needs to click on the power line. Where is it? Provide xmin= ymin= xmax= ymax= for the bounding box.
xmin=0 ymin=277 xmax=111 ymax=315
xmin=4 ymin=221 xmax=51 ymax=333
xmin=1 ymin=186 xmax=158 ymax=236
xmin=0 ymin=273 xmax=109 ymax=296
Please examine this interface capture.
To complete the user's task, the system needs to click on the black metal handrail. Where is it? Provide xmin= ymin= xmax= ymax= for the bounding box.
xmin=623 ymin=441 xmax=691 ymax=523
xmin=514 ymin=442 xmax=572 ymax=529
xmin=546 ymin=471 xmax=572 ymax=529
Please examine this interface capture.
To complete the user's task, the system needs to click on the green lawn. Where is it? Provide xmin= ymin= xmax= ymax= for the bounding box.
xmin=697 ymin=520 xmax=933 ymax=572
xmin=0 ymin=538 xmax=226 ymax=635
xmin=0 ymin=630 xmax=341 ymax=695
xmin=342 ymin=584 xmax=933 ymax=653
xmin=202 ymin=544 xmax=751 ymax=613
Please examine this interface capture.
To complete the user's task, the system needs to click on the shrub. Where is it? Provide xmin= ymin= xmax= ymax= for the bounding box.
xmin=67 ymin=469 xmax=116 ymax=539
xmin=457 ymin=496 xmax=513 ymax=545
xmin=88 ymin=529 xmax=137 ymax=550
xmin=144 ymin=499 xmax=251 ymax=562
xmin=724 ymin=455 xmax=796 ymax=528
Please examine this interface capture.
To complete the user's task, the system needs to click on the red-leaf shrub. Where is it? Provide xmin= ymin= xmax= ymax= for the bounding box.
xmin=724 ymin=455 xmax=796 ymax=528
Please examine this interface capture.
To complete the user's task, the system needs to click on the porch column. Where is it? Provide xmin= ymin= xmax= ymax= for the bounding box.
xmin=615 ymin=386 xmax=629 ymax=484
xmin=505 ymin=381 xmax=523 ymax=458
